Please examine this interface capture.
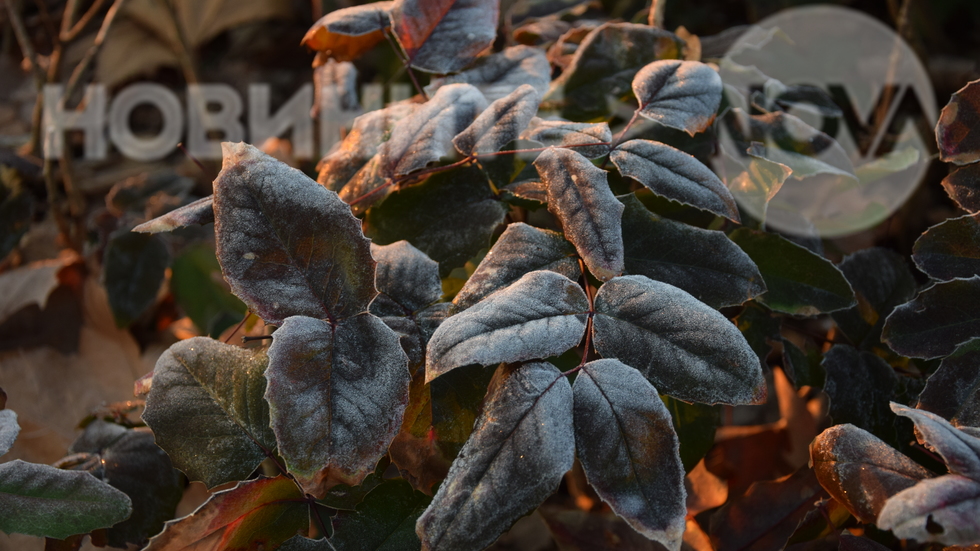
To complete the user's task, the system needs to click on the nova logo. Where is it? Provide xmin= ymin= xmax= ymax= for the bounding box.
xmin=715 ymin=5 xmax=937 ymax=238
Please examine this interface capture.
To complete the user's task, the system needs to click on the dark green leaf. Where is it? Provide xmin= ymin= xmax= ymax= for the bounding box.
xmin=430 ymin=363 xmax=494 ymax=461
xmin=810 ymin=423 xmax=932 ymax=523
xmin=592 ymin=275 xmax=766 ymax=405
xmin=426 ymin=45 xmax=551 ymax=102
xmin=539 ymin=506 xmax=665 ymax=551
xmin=611 ymin=140 xmax=738 ymax=222
xmin=302 ymin=2 xmax=392 ymax=62
xmin=391 ymin=0 xmax=498 ymax=74
xmin=573 ymin=359 xmax=686 ymax=549
xmin=426 ymin=270 xmax=589 ymax=381
xmin=453 ymin=222 xmax=580 ymax=312
xmin=619 ymin=194 xmax=763 ymax=308
xmin=781 ymin=338 xmax=825 ymax=389
xmin=331 ymin=480 xmax=430 ymax=551
xmin=280 ymin=535 xmax=335 ymax=551
xmin=1 ymin=408 xmax=19 ymax=456
xmin=142 ymin=337 xmax=275 ymax=488
xmin=265 ymin=313 xmax=409 ymax=497
xmin=878 ymin=474 xmax=980 ymax=545
xmin=416 ymin=362 xmax=575 ymax=551
xmin=936 ymin=79 xmax=980 ymax=165
xmin=520 ymin=118 xmax=612 ymax=160
xmin=913 ymin=214 xmax=980 ymax=280
xmin=918 ymin=338 xmax=980 ymax=427
xmin=728 ymin=228 xmax=855 ymax=316
xmin=535 ymin=147 xmax=624 ymax=281
xmin=132 ymin=196 xmax=214 ymax=234
xmin=103 ymin=231 xmax=170 ymax=327
xmin=372 ymin=241 xmax=442 ymax=313
xmin=733 ymin=301 xmax=780 ymax=371
xmin=821 ymin=345 xmax=899 ymax=441
xmin=453 ymin=84 xmax=540 ymax=156
xmin=0 ymin=169 xmax=34 ymax=261
xmin=942 ymin=163 xmax=980 ymax=213
xmin=170 ymin=242 xmax=246 ymax=337
xmin=365 ymin=164 xmax=508 ymax=277
xmin=632 ymin=60 xmax=722 ymax=135
xmin=144 ymin=476 xmax=307 ymax=551
xmin=317 ymin=460 xmax=386 ymax=511
xmin=890 ymin=404 xmax=980 ymax=479
xmin=663 ymin=396 xmax=719 ymax=473
xmin=882 ymin=276 xmax=980 ymax=359
xmin=0 ymin=459 xmax=131 ymax=539
xmin=832 ymin=248 xmax=916 ymax=349
xmin=67 ymin=422 xmax=182 ymax=547
xmin=214 ymin=142 xmax=377 ymax=325
xmin=546 ymin=22 xmax=683 ymax=120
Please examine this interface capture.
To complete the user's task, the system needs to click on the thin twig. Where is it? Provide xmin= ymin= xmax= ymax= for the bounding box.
xmin=60 ymin=0 xmax=108 ymax=43
xmin=382 ymin=27 xmax=427 ymax=100
xmin=648 ymin=0 xmax=666 ymax=28
xmin=62 ymin=0 xmax=126 ymax=105
xmin=3 ymin=0 xmax=47 ymax=86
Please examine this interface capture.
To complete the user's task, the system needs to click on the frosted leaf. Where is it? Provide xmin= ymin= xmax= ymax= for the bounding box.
xmin=213 ymin=142 xmax=376 ymax=325
xmin=535 ymin=147 xmax=624 ymax=281
xmin=810 ymin=423 xmax=931 ymax=523
xmin=913 ymin=214 xmax=980 ymax=281
xmin=319 ymin=103 xmax=417 ymax=193
xmin=426 ymin=46 xmax=551 ymax=102
xmin=371 ymin=241 xmax=442 ymax=313
xmin=610 ymin=139 xmax=738 ymax=222
xmin=917 ymin=338 xmax=980 ymax=427
xmin=311 ymin=59 xmax=358 ymax=119
xmin=619 ymin=194 xmax=764 ymax=309
xmin=142 ymin=337 xmax=275 ymax=488
xmin=821 ymin=345 xmax=899 ymax=441
xmin=0 ymin=409 xmax=18 ymax=457
xmin=452 ymin=222 xmax=580 ymax=312
xmin=882 ymin=276 xmax=980 ymax=359
xmin=936 ymin=78 xmax=980 ymax=165
xmin=942 ymin=164 xmax=980 ymax=213
xmin=831 ymin=248 xmax=916 ymax=349
xmin=520 ymin=118 xmax=612 ymax=160
xmin=302 ymin=2 xmax=393 ymax=62
xmin=591 ymin=275 xmax=765 ymax=405
xmin=132 ymin=196 xmax=214 ymax=233
xmin=426 ymin=270 xmax=589 ymax=382
xmin=265 ymin=314 xmax=410 ymax=497
xmin=453 ymin=84 xmax=541 ymax=156
xmin=632 ymin=60 xmax=722 ymax=135
xmin=573 ymin=359 xmax=686 ymax=551
xmin=890 ymin=403 xmax=980 ymax=480
xmin=391 ymin=0 xmax=499 ymax=74
xmin=416 ymin=362 xmax=574 ymax=550
xmin=878 ymin=475 xmax=980 ymax=545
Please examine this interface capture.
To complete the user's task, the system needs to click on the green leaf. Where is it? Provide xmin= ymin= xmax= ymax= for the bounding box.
xmin=780 ymin=338 xmax=825 ymax=389
xmin=365 ymin=164 xmax=508 ymax=277
xmin=1 ymin=408 xmax=20 ymax=456
xmin=0 ymin=459 xmax=132 ymax=539
xmin=331 ymin=480 xmax=431 ymax=551
xmin=663 ymin=396 xmax=719 ymax=473
xmin=520 ymin=118 xmax=612 ymax=160
xmin=918 ymin=338 xmax=980 ymax=427
xmin=142 ymin=337 xmax=276 ymax=488
xmin=430 ymin=363 xmax=494 ymax=461
xmin=453 ymin=84 xmax=540 ymax=156
xmin=535 ymin=147 xmax=624 ymax=281
xmin=132 ymin=196 xmax=214 ymax=234
xmin=883 ymin=276 xmax=980 ymax=359
xmin=936 ymin=78 xmax=980 ymax=165
xmin=391 ymin=0 xmax=498 ymax=74
xmin=416 ymin=362 xmax=575 ymax=551
xmin=913 ymin=214 xmax=980 ymax=280
xmin=573 ymin=359 xmax=686 ymax=550
xmin=592 ymin=275 xmax=765 ymax=405
xmin=144 ymin=476 xmax=307 ymax=551
xmin=265 ymin=313 xmax=409 ymax=497
xmin=213 ymin=142 xmax=377 ymax=325
xmin=426 ymin=45 xmax=551 ymax=102
xmin=821 ymin=345 xmax=899 ymax=442
xmin=66 ymin=421 xmax=182 ymax=548
xmin=452 ymin=222 xmax=580 ymax=312
xmin=611 ymin=140 xmax=738 ymax=222
xmin=426 ymin=270 xmax=589 ymax=382
xmin=632 ymin=60 xmax=722 ymax=136
xmin=619 ymin=194 xmax=763 ymax=308
xmin=832 ymin=248 xmax=916 ymax=349
xmin=733 ymin=301 xmax=780 ymax=370
xmin=103 ymin=231 xmax=170 ymax=327
xmin=942 ymin=163 xmax=980 ymax=213
xmin=728 ymin=228 xmax=855 ymax=316
xmin=546 ymin=22 xmax=683 ymax=121
xmin=810 ymin=423 xmax=931 ymax=524
xmin=170 ymin=242 xmax=246 ymax=337
xmin=0 ymin=167 xmax=34 ymax=261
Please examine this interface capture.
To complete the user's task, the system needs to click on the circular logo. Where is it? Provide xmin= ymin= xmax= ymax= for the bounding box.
xmin=716 ymin=5 xmax=936 ymax=238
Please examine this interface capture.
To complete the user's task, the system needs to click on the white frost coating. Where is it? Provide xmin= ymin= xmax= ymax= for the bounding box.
xmin=573 ymin=359 xmax=686 ymax=550
xmin=632 ymin=60 xmax=723 ymax=136
xmin=392 ymin=0 xmax=498 ymax=74
xmin=452 ymin=84 xmax=541 ymax=156
xmin=877 ymin=474 xmax=980 ymax=545
xmin=520 ymin=118 xmax=613 ymax=159
xmin=611 ymin=140 xmax=739 ymax=222
xmin=0 ymin=410 xmax=19 ymax=457
xmin=370 ymin=241 xmax=442 ymax=312
xmin=592 ymin=275 xmax=765 ymax=405
xmin=426 ymin=46 xmax=551 ymax=102
xmin=890 ymin=403 xmax=980 ymax=478
xmin=426 ymin=270 xmax=589 ymax=382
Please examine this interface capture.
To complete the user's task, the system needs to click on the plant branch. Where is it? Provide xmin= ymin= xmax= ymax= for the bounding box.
xmin=62 ymin=0 xmax=126 ymax=106
xmin=648 ymin=0 xmax=666 ymax=28
xmin=60 ymin=0 xmax=108 ymax=43
xmin=3 ymin=0 xmax=47 ymax=87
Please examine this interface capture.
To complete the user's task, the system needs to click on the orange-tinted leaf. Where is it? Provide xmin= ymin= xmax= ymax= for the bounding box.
xmin=943 ymin=163 xmax=980 ymax=213
xmin=302 ymin=2 xmax=392 ymax=62
xmin=390 ymin=0 xmax=498 ymax=74
xmin=937 ymin=79 xmax=980 ymax=165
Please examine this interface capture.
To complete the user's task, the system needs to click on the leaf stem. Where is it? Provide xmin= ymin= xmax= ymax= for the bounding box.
xmin=383 ymin=27 xmax=428 ymax=101
xmin=601 ymin=109 xmax=642 ymax=168
xmin=571 ymin=257 xmax=596 ymax=372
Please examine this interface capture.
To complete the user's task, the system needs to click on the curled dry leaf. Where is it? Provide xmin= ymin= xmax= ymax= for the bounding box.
xmin=132 ymin=196 xmax=214 ymax=233
xmin=426 ymin=45 xmax=551 ymax=102
xmin=390 ymin=0 xmax=499 ymax=74
xmin=937 ymin=78 xmax=980 ymax=165
xmin=302 ymin=2 xmax=393 ymax=62
xmin=632 ymin=60 xmax=722 ymax=136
